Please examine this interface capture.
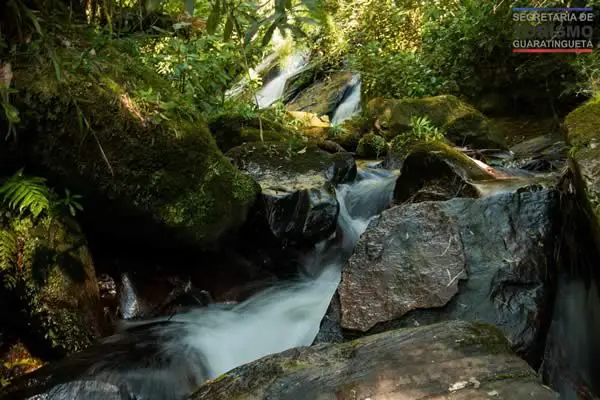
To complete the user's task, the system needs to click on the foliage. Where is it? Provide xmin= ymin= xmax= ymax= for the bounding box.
xmin=390 ymin=115 xmax=444 ymax=157
xmin=356 ymin=133 xmax=386 ymax=158
xmin=0 ymin=170 xmax=83 ymax=219
xmin=0 ymin=171 xmax=51 ymax=218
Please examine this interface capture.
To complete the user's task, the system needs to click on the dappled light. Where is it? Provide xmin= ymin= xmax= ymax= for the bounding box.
xmin=0 ymin=0 xmax=599 ymax=399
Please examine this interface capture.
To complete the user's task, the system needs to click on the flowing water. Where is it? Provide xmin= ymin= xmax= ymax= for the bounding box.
xmin=255 ymin=52 xmax=308 ymax=109
xmin=331 ymin=75 xmax=361 ymax=125
xmin=8 ymin=169 xmax=397 ymax=400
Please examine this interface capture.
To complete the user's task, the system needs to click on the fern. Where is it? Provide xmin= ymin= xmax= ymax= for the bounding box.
xmin=0 ymin=229 xmax=16 ymax=269
xmin=0 ymin=170 xmax=51 ymax=217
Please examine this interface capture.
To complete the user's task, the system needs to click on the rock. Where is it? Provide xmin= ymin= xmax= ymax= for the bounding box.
xmin=227 ymin=142 xmax=356 ymax=243
xmin=286 ymin=72 xmax=354 ymax=118
xmin=13 ymin=39 xmax=259 ymax=253
xmin=287 ymin=111 xmax=330 ymax=140
xmin=317 ymin=140 xmax=346 ymax=154
xmin=191 ymin=321 xmax=556 ymax=400
xmin=367 ymin=95 xmax=506 ymax=149
xmin=338 ymin=188 xmax=558 ymax=360
xmin=356 ymin=133 xmax=387 ymax=158
xmin=207 ymin=111 xmax=296 ymax=152
xmin=0 ymin=210 xmax=106 ymax=357
xmin=505 ymin=135 xmax=567 ymax=172
xmin=282 ymin=65 xmax=321 ymax=104
xmin=564 ymin=99 xmax=600 ymax=250
xmin=339 ymin=202 xmax=467 ymax=332
xmin=392 ymin=142 xmax=496 ymax=203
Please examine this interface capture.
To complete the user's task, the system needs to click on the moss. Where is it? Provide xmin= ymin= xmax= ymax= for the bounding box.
xmin=564 ymin=100 xmax=600 ymax=245
xmin=356 ymin=134 xmax=387 ymax=158
xmin=207 ymin=111 xmax=296 ymax=152
xmin=367 ymin=95 xmax=505 ymax=148
xmin=227 ymin=142 xmax=332 ymax=176
xmin=0 ymin=210 xmax=103 ymax=357
xmin=13 ymin=32 xmax=259 ymax=250
xmin=564 ymin=98 xmax=600 ymax=151
xmin=460 ymin=322 xmax=512 ymax=355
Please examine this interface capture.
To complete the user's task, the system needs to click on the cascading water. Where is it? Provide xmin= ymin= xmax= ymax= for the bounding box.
xmin=4 ymin=169 xmax=397 ymax=400
xmin=255 ymin=52 xmax=308 ymax=109
xmin=331 ymin=75 xmax=361 ymax=125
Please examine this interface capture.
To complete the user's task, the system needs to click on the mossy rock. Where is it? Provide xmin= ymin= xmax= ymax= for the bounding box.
xmin=286 ymin=72 xmax=354 ymax=118
xmin=191 ymin=321 xmax=554 ymax=399
xmin=367 ymin=95 xmax=506 ymax=149
xmin=564 ymin=99 xmax=600 ymax=249
xmin=0 ymin=210 xmax=104 ymax=358
xmin=356 ymin=134 xmax=387 ymax=158
xmin=207 ymin=111 xmax=296 ymax=152
xmin=393 ymin=141 xmax=496 ymax=203
xmin=12 ymin=35 xmax=259 ymax=251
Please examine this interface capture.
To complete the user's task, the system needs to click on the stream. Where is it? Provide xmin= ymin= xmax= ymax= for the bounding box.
xmin=3 ymin=170 xmax=396 ymax=400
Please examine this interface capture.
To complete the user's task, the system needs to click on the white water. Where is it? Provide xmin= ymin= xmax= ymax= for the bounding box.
xmin=256 ymin=52 xmax=308 ymax=109
xmin=22 ymin=170 xmax=397 ymax=400
xmin=331 ymin=74 xmax=361 ymax=125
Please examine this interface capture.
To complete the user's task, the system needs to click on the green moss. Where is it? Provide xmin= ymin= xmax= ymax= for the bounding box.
xmin=207 ymin=111 xmax=297 ymax=151
xmin=13 ymin=32 xmax=259 ymax=249
xmin=356 ymin=134 xmax=387 ymax=158
xmin=0 ymin=210 xmax=102 ymax=356
xmin=227 ymin=142 xmax=332 ymax=175
xmin=367 ymin=95 xmax=505 ymax=148
xmin=564 ymin=98 xmax=600 ymax=151
xmin=460 ymin=322 xmax=512 ymax=355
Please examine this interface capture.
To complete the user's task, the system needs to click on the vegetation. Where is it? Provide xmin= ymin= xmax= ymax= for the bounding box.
xmin=389 ymin=116 xmax=444 ymax=159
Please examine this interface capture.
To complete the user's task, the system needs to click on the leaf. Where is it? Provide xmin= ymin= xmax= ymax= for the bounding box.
xmin=206 ymin=0 xmax=222 ymax=34
xmin=296 ymin=16 xmax=319 ymax=25
xmin=224 ymin=15 xmax=234 ymax=42
xmin=287 ymin=24 xmax=307 ymax=39
xmin=262 ymin=22 xmax=278 ymax=47
xmin=277 ymin=25 xmax=287 ymax=38
xmin=184 ymin=0 xmax=195 ymax=16
xmin=300 ymin=0 xmax=319 ymax=13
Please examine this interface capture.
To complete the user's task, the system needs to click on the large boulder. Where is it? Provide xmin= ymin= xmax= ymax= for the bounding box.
xmin=12 ymin=39 xmax=259 ymax=252
xmin=564 ymin=99 xmax=600 ymax=249
xmin=367 ymin=95 xmax=506 ymax=149
xmin=286 ymin=72 xmax=354 ymax=118
xmin=192 ymin=321 xmax=556 ymax=399
xmin=227 ymin=142 xmax=356 ymax=244
xmin=338 ymin=187 xmax=558 ymax=360
xmin=504 ymin=134 xmax=568 ymax=172
xmin=207 ymin=111 xmax=296 ymax=152
xmin=392 ymin=142 xmax=495 ymax=203
xmin=0 ymin=210 xmax=105 ymax=358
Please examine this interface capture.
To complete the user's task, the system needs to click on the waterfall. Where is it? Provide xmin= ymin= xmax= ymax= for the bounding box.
xmin=331 ymin=75 xmax=361 ymax=125
xmin=8 ymin=169 xmax=397 ymax=400
xmin=255 ymin=52 xmax=308 ymax=109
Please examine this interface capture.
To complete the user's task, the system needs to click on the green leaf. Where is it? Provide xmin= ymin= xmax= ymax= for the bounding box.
xmin=184 ymin=0 xmax=195 ymax=16
xmin=206 ymin=0 xmax=222 ymax=34
xmin=287 ymin=24 xmax=307 ymax=39
xmin=262 ymin=22 xmax=278 ymax=47
xmin=224 ymin=15 xmax=234 ymax=42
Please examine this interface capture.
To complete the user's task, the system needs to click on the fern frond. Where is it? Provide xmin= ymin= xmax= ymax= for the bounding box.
xmin=0 ymin=230 xmax=17 ymax=271
xmin=0 ymin=170 xmax=51 ymax=217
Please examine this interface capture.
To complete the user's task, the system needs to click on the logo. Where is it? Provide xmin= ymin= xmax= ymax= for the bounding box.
xmin=512 ymin=8 xmax=595 ymax=53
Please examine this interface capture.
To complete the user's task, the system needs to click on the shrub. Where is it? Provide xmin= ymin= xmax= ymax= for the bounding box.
xmin=356 ymin=133 xmax=387 ymax=158
xmin=390 ymin=115 xmax=445 ymax=158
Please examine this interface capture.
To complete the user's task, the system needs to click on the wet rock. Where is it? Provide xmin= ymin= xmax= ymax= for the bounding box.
xmin=282 ymin=65 xmax=321 ymax=104
xmin=317 ymin=140 xmax=346 ymax=154
xmin=286 ymin=72 xmax=354 ymax=118
xmin=0 ymin=210 xmax=106 ymax=357
xmin=227 ymin=142 xmax=356 ymax=243
xmin=192 ymin=321 xmax=556 ymax=400
xmin=1 ymin=321 xmax=211 ymax=400
xmin=367 ymin=95 xmax=506 ymax=149
xmin=339 ymin=201 xmax=467 ymax=331
xmin=339 ymin=188 xmax=558 ymax=359
xmin=564 ymin=99 xmax=600 ymax=250
xmin=505 ymin=135 xmax=567 ymax=172
xmin=356 ymin=133 xmax=387 ymax=158
xmin=392 ymin=142 xmax=495 ymax=203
